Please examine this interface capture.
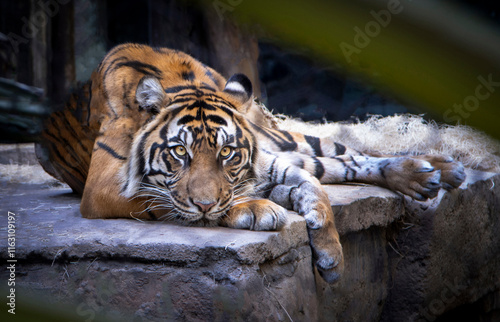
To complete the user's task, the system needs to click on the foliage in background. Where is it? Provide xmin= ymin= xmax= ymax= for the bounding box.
xmin=216 ymin=0 xmax=500 ymax=140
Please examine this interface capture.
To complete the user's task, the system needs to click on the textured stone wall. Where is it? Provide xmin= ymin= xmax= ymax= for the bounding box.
xmin=0 ymin=155 xmax=499 ymax=321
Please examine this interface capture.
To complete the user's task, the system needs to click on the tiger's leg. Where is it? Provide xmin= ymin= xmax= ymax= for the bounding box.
xmin=269 ymin=131 xmax=466 ymax=195
xmin=226 ymin=151 xmax=344 ymax=283
xmin=273 ymin=151 xmax=465 ymax=201
xmin=319 ymin=154 xmax=465 ymax=199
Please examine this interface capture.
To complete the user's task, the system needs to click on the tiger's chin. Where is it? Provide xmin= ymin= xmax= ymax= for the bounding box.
xmin=185 ymin=217 xmax=221 ymax=228
xmin=170 ymin=209 xmax=227 ymax=227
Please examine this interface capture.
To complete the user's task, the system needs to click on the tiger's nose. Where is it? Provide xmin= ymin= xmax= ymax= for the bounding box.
xmin=192 ymin=200 xmax=217 ymax=213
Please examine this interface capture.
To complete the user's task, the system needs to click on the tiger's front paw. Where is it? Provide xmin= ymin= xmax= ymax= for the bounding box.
xmin=418 ymin=155 xmax=466 ymax=190
xmin=222 ymin=199 xmax=288 ymax=231
xmin=385 ymin=157 xmax=442 ymax=201
xmin=308 ymin=221 xmax=344 ymax=284
xmin=315 ymin=246 xmax=344 ymax=284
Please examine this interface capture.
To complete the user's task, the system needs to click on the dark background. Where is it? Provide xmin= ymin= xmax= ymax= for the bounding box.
xmin=0 ymin=0 xmax=499 ymax=130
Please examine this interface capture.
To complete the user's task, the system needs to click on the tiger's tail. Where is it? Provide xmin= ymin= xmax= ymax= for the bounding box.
xmin=36 ymin=81 xmax=97 ymax=194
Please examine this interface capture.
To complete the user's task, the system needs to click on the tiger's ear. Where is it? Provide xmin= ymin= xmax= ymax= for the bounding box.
xmin=223 ymin=74 xmax=253 ymax=112
xmin=136 ymin=76 xmax=165 ymax=114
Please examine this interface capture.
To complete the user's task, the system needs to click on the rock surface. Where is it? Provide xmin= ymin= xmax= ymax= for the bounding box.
xmin=0 ymin=156 xmax=499 ymax=321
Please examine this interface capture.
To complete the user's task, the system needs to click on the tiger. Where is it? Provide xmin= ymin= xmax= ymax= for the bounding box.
xmin=37 ymin=43 xmax=466 ymax=283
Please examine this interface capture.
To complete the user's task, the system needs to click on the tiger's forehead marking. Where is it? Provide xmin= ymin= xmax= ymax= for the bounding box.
xmin=165 ymin=99 xmax=238 ymax=149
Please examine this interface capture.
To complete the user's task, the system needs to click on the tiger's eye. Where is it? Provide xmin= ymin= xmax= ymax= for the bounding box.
xmin=174 ymin=146 xmax=186 ymax=157
xmin=220 ymin=147 xmax=232 ymax=158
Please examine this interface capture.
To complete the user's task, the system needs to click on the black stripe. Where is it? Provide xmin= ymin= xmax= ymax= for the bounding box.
xmin=177 ymin=115 xmax=196 ymax=125
xmin=181 ymin=60 xmax=192 ymax=68
xmin=201 ymin=85 xmax=216 ymax=92
xmin=170 ymin=86 xmax=218 ymax=99
xmin=260 ymin=182 xmax=279 ymax=199
xmin=98 ymin=45 xmax=128 ymax=72
xmin=103 ymin=56 xmax=127 ymax=84
xmin=148 ymin=211 xmax=158 ymax=220
xmin=171 ymin=92 xmax=198 ymax=99
xmin=204 ymin=68 xmax=220 ymax=87
xmin=169 ymin=97 xmax=196 ymax=105
xmin=380 ymin=163 xmax=387 ymax=179
xmin=172 ymin=195 xmax=190 ymax=208
xmin=213 ymin=104 xmax=234 ymax=117
xmin=162 ymin=152 xmax=173 ymax=173
xmin=219 ymin=193 xmax=233 ymax=209
xmin=288 ymin=181 xmax=310 ymax=210
xmin=333 ymin=156 xmax=347 ymax=167
xmin=148 ymin=142 xmax=166 ymax=174
xmin=204 ymin=95 xmax=236 ymax=110
xmin=168 ymin=105 xmax=189 ymax=122
xmin=268 ymin=157 xmax=278 ymax=181
xmin=304 ymin=135 xmax=323 ymax=157
xmin=59 ymin=110 xmax=93 ymax=157
xmin=122 ymin=78 xmax=133 ymax=110
xmin=169 ymin=98 xmax=233 ymax=119
xmin=312 ymin=157 xmax=325 ymax=179
xmin=181 ymin=70 xmax=195 ymax=81
xmin=58 ymin=164 xmax=85 ymax=193
xmin=120 ymin=176 xmax=130 ymax=194
xmin=282 ymin=166 xmax=290 ymax=184
xmin=189 ymin=100 xmax=216 ymax=111
xmin=349 ymin=168 xmax=357 ymax=181
xmin=47 ymin=120 xmax=92 ymax=163
xmin=44 ymin=132 xmax=86 ymax=182
xmin=201 ymin=83 xmax=216 ymax=91
xmin=102 ymin=56 xmax=127 ymax=118
xmin=115 ymin=60 xmax=162 ymax=78
xmin=97 ymin=141 xmax=127 ymax=161
xmin=205 ymin=115 xmax=227 ymax=126
xmin=250 ymin=123 xmax=298 ymax=151
xmin=335 ymin=143 xmax=346 ymax=155
xmin=279 ymin=131 xmax=298 ymax=149
xmin=165 ymin=85 xmax=197 ymax=94
xmin=229 ymin=165 xmax=248 ymax=179
xmin=350 ymin=155 xmax=360 ymax=168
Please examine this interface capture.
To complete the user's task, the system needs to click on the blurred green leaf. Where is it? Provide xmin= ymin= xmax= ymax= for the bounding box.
xmin=228 ymin=0 xmax=500 ymax=139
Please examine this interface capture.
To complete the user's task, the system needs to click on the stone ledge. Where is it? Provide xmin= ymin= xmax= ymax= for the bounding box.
xmin=0 ymin=167 xmax=499 ymax=321
xmin=0 ymin=169 xmax=404 ymax=266
xmin=325 ymin=183 xmax=403 ymax=235
xmin=0 ymin=183 xmax=309 ymax=266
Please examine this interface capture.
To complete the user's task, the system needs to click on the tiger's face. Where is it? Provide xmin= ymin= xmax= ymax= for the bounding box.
xmin=121 ymin=74 xmax=257 ymax=224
